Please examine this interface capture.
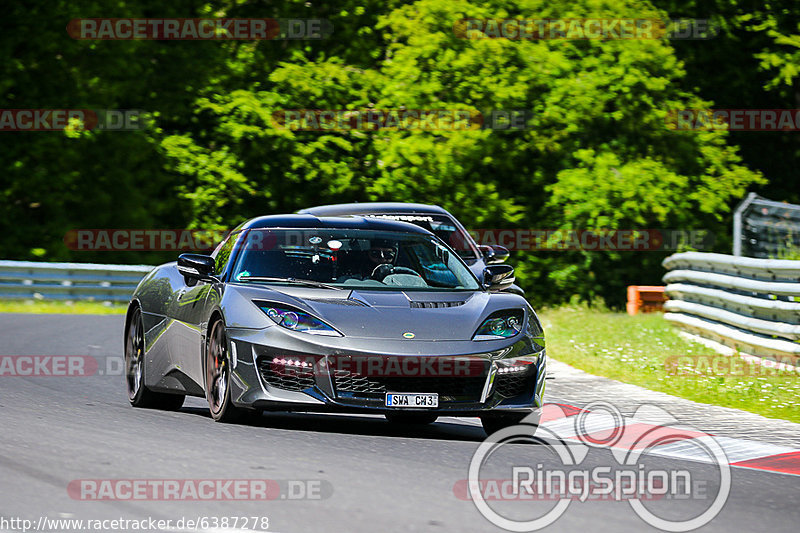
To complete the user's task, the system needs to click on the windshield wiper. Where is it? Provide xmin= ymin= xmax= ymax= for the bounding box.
xmin=236 ymin=276 xmax=343 ymax=290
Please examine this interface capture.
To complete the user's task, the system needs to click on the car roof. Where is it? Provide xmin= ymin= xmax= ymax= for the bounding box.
xmin=297 ymin=202 xmax=452 ymax=217
xmin=238 ymin=214 xmax=432 ymax=235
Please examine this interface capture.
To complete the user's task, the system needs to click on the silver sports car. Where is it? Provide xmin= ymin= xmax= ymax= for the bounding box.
xmin=124 ymin=215 xmax=546 ymax=434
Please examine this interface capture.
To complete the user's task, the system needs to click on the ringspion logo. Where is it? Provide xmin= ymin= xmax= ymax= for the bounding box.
xmin=465 ymin=402 xmax=730 ymax=531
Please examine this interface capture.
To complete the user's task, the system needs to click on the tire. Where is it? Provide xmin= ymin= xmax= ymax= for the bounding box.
xmin=480 ymin=412 xmax=539 ymax=436
xmin=125 ymin=306 xmax=185 ymax=411
xmin=205 ymin=317 xmax=247 ymax=423
xmin=384 ymin=413 xmax=438 ymax=425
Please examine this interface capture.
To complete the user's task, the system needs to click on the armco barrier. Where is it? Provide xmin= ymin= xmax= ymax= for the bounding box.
xmin=0 ymin=260 xmax=154 ymax=303
xmin=662 ymin=252 xmax=800 ymax=358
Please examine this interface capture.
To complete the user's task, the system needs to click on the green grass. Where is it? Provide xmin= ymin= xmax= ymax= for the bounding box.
xmin=538 ymin=305 xmax=800 ymax=424
xmin=0 ymin=299 xmax=127 ymax=315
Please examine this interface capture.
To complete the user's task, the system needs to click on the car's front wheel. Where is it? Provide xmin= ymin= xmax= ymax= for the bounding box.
xmin=205 ymin=317 xmax=248 ymax=423
xmin=480 ymin=412 xmax=539 ymax=436
xmin=125 ymin=306 xmax=185 ymax=410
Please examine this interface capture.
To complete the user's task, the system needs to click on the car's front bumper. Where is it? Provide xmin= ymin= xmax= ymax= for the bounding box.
xmin=226 ymin=326 xmax=546 ymax=417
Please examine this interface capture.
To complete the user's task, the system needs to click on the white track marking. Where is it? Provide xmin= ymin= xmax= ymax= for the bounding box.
xmin=539 ymin=411 xmax=619 ymax=440
xmin=646 ymin=435 xmax=796 ymax=464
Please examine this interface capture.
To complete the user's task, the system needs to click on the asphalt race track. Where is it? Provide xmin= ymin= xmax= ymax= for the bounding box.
xmin=1 ymin=313 xmax=798 ymax=533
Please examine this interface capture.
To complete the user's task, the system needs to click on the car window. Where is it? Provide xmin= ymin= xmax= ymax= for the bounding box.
xmin=362 ymin=213 xmax=479 ymax=260
xmin=230 ymin=229 xmax=479 ymax=291
xmin=212 ymin=231 xmax=239 ymax=275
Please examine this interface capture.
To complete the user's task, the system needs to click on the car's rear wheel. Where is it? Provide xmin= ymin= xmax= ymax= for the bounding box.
xmin=480 ymin=412 xmax=539 ymax=436
xmin=384 ymin=413 xmax=438 ymax=425
xmin=125 ymin=306 xmax=185 ymax=410
xmin=205 ymin=318 xmax=247 ymax=423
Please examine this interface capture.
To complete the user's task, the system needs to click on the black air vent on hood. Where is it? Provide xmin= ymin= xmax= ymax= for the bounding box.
xmin=409 ymin=300 xmax=466 ymax=309
xmin=306 ymin=297 xmax=368 ymax=307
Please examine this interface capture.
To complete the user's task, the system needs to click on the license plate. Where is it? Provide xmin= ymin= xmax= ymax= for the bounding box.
xmin=385 ymin=393 xmax=438 ymax=408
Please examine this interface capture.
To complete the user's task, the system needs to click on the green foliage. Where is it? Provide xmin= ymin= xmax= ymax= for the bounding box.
xmin=653 ymin=0 xmax=800 ymax=204
xmin=1 ymin=0 xmax=787 ymax=307
xmin=0 ymin=0 xmax=230 ymax=264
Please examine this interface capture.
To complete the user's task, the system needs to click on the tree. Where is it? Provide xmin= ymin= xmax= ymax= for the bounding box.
xmin=0 ymin=0 xmax=227 ymax=263
xmin=162 ymin=0 xmax=763 ymax=305
xmin=1 ymin=0 xmax=774 ymax=307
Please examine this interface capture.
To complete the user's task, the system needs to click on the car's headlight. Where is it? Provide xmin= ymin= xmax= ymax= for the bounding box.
xmin=473 ymin=310 xmax=524 ymax=340
xmin=257 ymin=303 xmax=342 ymax=337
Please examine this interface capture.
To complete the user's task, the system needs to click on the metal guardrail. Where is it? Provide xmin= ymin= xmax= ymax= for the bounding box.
xmin=662 ymin=252 xmax=800 ymax=358
xmin=733 ymin=192 xmax=800 ymax=258
xmin=0 ymin=260 xmax=154 ymax=303
xmin=662 ymin=251 xmax=800 ymax=280
xmin=663 ymin=270 xmax=800 ymax=296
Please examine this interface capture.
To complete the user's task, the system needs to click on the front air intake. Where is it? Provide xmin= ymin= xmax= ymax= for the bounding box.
xmin=257 ymin=357 xmax=316 ymax=392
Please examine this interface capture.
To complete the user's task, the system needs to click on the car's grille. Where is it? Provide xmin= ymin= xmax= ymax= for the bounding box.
xmin=333 ymin=368 xmax=488 ymax=402
xmin=256 ymin=357 xmax=316 ymax=392
xmin=331 ymin=370 xmax=386 ymax=394
xmin=493 ymin=372 xmax=536 ymax=399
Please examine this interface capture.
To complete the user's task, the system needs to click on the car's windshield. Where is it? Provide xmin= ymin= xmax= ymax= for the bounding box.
xmin=230 ymin=228 xmax=480 ymax=291
xmin=362 ymin=214 xmax=479 ymax=260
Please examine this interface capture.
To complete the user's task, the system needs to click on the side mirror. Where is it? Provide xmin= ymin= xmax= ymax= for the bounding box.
xmin=177 ymin=253 xmax=216 ymax=282
xmin=489 ymin=245 xmax=510 ymax=263
xmin=480 ymin=245 xmax=510 ymax=264
xmin=483 ymin=264 xmax=515 ymax=291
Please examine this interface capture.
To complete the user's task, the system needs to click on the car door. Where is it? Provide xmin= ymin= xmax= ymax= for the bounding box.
xmin=165 ymin=232 xmax=236 ymax=390
xmin=168 ymin=278 xmax=213 ymax=389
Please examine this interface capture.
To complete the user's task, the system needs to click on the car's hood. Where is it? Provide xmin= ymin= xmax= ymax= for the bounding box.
xmin=225 ymin=283 xmax=526 ymax=341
